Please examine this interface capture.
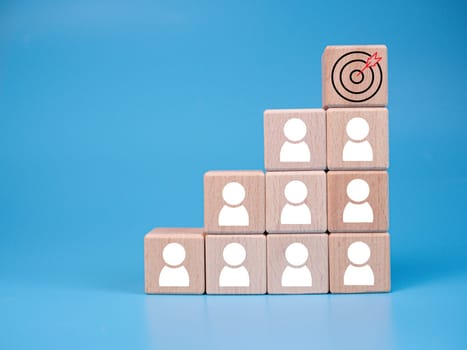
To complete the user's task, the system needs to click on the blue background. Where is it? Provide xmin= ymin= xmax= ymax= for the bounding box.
xmin=1 ymin=0 xmax=466 ymax=349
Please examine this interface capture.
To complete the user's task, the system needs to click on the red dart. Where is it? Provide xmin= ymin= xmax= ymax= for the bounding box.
xmin=356 ymin=52 xmax=382 ymax=76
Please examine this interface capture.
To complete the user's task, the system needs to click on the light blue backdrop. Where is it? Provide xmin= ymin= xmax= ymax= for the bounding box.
xmin=1 ymin=0 xmax=466 ymax=349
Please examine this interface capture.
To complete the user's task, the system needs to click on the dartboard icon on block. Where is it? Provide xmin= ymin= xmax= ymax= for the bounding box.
xmin=322 ymin=45 xmax=388 ymax=108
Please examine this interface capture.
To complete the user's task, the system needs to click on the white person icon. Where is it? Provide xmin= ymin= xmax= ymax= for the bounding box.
xmin=281 ymin=242 xmax=312 ymax=287
xmin=280 ymin=180 xmax=312 ymax=225
xmin=280 ymin=118 xmax=311 ymax=162
xmin=218 ymin=182 xmax=249 ymax=226
xmin=344 ymin=241 xmax=375 ymax=286
xmin=343 ymin=178 xmax=374 ymax=223
xmin=219 ymin=242 xmax=250 ymax=287
xmin=158 ymin=242 xmax=190 ymax=287
xmin=342 ymin=117 xmax=373 ymax=162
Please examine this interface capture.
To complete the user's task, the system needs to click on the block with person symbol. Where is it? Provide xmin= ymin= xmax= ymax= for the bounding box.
xmin=267 ymin=234 xmax=329 ymax=294
xmin=322 ymin=45 xmax=388 ymax=108
xmin=204 ymin=171 xmax=265 ymax=234
xmin=329 ymin=233 xmax=390 ymax=293
xmin=327 ymin=108 xmax=388 ymax=170
xmin=263 ymin=109 xmax=326 ymax=171
xmin=266 ymin=171 xmax=327 ymax=233
xmin=327 ymin=171 xmax=388 ymax=232
xmin=144 ymin=228 xmax=205 ymax=294
xmin=205 ymin=234 xmax=266 ymax=294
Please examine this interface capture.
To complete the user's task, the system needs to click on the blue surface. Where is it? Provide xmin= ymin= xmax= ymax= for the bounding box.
xmin=1 ymin=0 xmax=466 ymax=349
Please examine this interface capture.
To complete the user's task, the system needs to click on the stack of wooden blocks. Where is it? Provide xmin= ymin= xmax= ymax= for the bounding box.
xmin=145 ymin=45 xmax=390 ymax=295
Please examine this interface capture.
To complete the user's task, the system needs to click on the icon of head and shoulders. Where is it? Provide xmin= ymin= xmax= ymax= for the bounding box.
xmin=218 ymin=182 xmax=249 ymax=226
xmin=344 ymin=241 xmax=374 ymax=286
xmin=159 ymin=242 xmax=190 ymax=287
xmin=281 ymin=180 xmax=311 ymax=225
xmin=281 ymin=242 xmax=312 ymax=287
xmin=343 ymin=178 xmax=373 ymax=223
xmin=280 ymin=118 xmax=311 ymax=163
xmin=219 ymin=242 xmax=250 ymax=287
xmin=342 ymin=117 xmax=373 ymax=162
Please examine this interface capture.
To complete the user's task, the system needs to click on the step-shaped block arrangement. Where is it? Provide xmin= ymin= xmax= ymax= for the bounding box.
xmin=144 ymin=44 xmax=391 ymax=295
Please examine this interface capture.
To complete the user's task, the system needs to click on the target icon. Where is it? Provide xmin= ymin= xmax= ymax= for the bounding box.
xmin=331 ymin=51 xmax=383 ymax=103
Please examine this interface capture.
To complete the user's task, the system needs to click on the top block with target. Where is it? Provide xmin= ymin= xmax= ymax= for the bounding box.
xmin=322 ymin=45 xmax=388 ymax=108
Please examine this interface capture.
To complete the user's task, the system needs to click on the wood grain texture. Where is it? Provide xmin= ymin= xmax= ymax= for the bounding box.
xmin=144 ymin=228 xmax=205 ymax=294
xmin=327 ymin=171 xmax=388 ymax=232
xmin=322 ymin=45 xmax=388 ymax=108
xmin=327 ymin=108 xmax=389 ymax=170
xmin=266 ymin=171 xmax=327 ymax=233
xmin=329 ymin=233 xmax=390 ymax=293
xmin=267 ymin=234 xmax=329 ymax=294
xmin=204 ymin=171 xmax=265 ymax=234
xmin=205 ymin=234 xmax=266 ymax=294
xmin=264 ymin=109 xmax=326 ymax=171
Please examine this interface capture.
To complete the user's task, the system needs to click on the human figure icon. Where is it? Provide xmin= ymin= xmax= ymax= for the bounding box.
xmin=281 ymin=242 xmax=312 ymax=287
xmin=344 ymin=241 xmax=375 ymax=285
xmin=342 ymin=117 xmax=373 ymax=161
xmin=280 ymin=118 xmax=311 ymax=162
xmin=219 ymin=242 xmax=250 ymax=287
xmin=280 ymin=180 xmax=311 ymax=225
xmin=218 ymin=182 xmax=249 ymax=226
xmin=159 ymin=242 xmax=190 ymax=287
xmin=343 ymin=178 xmax=374 ymax=223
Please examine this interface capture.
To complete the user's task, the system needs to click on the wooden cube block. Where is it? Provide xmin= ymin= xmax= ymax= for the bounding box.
xmin=266 ymin=171 xmax=327 ymax=233
xmin=144 ymin=228 xmax=205 ymax=294
xmin=267 ymin=234 xmax=329 ymax=294
xmin=327 ymin=108 xmax=388 ymax=170
xmin=327 ymin=171 xmax=388 ymax=232
xmin=263 ymin=109 xmax=326 ymax=171
xmin=322 ymin=45 xmax=388 ymax=108
xmin=205 ymin=234 xmax=266 ymax=294
xmin=204 ymin=171 xmax=265 ymax=234
xmin=329 ymin=233 xmax=390 ymax=293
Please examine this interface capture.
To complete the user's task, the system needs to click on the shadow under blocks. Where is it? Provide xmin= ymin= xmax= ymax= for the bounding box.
xmin=144 ymin=44 xmax=390 ymax=295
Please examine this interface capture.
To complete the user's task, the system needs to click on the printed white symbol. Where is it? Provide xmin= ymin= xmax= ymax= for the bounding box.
xmin=218 ymin=182 xmax=249 ymax=226
xmin=342 ymin=117 xmax=373 ymax=161
xmin=159 ymin=243 xmax=190 ymax=287
xmin=343 ymin=179 xmax=374 ymax=223
xmin=219 ymin=243 xmax=250 ymax=287
xmin=280 ymin=118 xmax=311 ymax=162
xmin=281 ymin=180 xmax=311 ymax=225
xmin=281 ymin=242 xmax=312 ymax=287
xmin=344 ymin=241 xmax=375 ymax=286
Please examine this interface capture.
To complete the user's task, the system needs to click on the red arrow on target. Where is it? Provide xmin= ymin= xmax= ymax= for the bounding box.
xmin=356 ymin=52 xmax=382 ymax=76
